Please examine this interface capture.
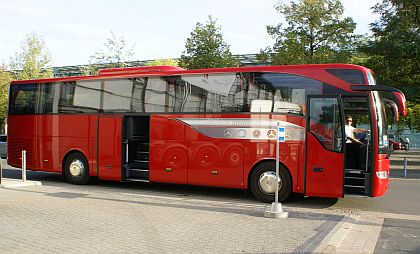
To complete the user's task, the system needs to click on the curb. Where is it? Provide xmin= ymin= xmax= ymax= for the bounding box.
xmin=0 ymin=178 xmax=42 ymax=188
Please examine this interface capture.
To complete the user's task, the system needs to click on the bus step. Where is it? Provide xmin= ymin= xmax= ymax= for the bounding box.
xmin=126 ymin=178 xmax=150 ymax=183
xmin=345 ymin=169 xmax=364 ymax=174
xmin=130 ymin=160 xmax=149 ymax=169
xmin=137 ymin=143 xmax=150 ymax=151
xmin=126 ymin=135 xmax=148 ymax=143
xmin=344 ymin=176 xmax=365 ymax=180
xmin=130 ymin=168 xmax=149 ymax=172
xmin=129 ymin=168 xmax=149 ymax=179
xmin=344 ymin=185 xmax=365 ymax=195
xmin=344 ymin=177 xmax=365 ymax=187
xmin=136 ymin=151 xmax=149 ymax=160
xmin=344 ymin=185 xmax=365 ymax=188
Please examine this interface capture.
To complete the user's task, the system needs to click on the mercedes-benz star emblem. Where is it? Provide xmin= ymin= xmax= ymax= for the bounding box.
xmin=224 ymin=128 xmax=233 ymax=138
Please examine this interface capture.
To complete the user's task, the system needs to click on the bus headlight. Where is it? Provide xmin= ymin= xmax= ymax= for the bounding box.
xmin=376 ymin=171 xmax=388 ymax=179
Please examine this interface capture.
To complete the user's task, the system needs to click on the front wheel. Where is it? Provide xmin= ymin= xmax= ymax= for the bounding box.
xmin=250 ymin=161 xmax=292 ymax=203
xmin=64 ymin=152 xmax=91 ymax=185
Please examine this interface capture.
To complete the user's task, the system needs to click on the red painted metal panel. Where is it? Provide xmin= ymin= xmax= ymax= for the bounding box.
xmin=148 ymin=113 xmax=305 ymax=191
xmin=8 ymin=115 xmax=98 ymax=174
xmin=371 ymin=154 xmax=390 ymax=197
xmin=97 ymin=116 xmax=123 ymax=181
xmin=7 ymin=115 xmax=36 ymax=169
xmin=56 ymin=115 xmax=98 ymax=175
xmin=305 ymin=132 xmax=344 ymax=197
xmin=243 ymin=141 xmax=304 ymax=193
xmin=188 ymin=140 xmax=244 ymax=188
xmin=149 ymin=115 xmax=188 ymax=184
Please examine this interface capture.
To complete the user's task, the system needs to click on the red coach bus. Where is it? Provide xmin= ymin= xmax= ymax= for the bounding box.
xmin=7 ymin=64 xmax=406 ymax=202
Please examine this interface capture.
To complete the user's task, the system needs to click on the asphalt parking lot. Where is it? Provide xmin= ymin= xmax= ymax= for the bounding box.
xmin=1 ymin=151 xmax=419 ymax=254
xmin=0 ymin=176 xmax=344 ymax=254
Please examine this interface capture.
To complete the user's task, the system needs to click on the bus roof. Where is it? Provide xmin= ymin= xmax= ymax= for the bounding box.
xmin=11 ymin=63 xmax=371 ymax=85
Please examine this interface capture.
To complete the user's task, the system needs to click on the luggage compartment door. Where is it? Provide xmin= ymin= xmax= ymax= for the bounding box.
xmin=97 ymin=116 xmax=123 ymax=181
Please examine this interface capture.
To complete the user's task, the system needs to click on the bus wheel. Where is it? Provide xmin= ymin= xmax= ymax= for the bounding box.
xmin=250 ymin=161 xmax=291 ymax=203
xmin=64 ymin=152 xmax=91 ymax=185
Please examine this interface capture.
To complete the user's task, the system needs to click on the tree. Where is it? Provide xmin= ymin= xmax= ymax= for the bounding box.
xmin=145 ymin=58 xmax=179 ymax=67
xmin=9 ymin=32 xmax=53 ymax=80
xmin=179 ymin=16 xmax=239 ymax=69
xmin=0 ymin=66 xmax=12 ymax=131
xmin=265 ymin=0 xmax=360 ymax=64
xmin=360 ymin=0 xmax=420 ymax=130
xmin=83 ymin=31 xmax=135 ymax=75
xmin=90 ymin=30 xmax=135 ymax=69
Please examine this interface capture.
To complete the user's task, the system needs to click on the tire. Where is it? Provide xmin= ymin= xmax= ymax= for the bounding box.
xmin=64 ymin=152 xmax=91 ymax=185
xmin=250 ymin=161 xmax=292 ymax=203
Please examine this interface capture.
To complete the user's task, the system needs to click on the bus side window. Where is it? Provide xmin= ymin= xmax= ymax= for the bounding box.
xmin=10 ymin=84 xmax=38 ymax=115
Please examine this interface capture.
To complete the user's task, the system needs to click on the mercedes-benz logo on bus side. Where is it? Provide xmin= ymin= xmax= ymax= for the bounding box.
xmin=224 ymin=128 xmax=233 ymax=138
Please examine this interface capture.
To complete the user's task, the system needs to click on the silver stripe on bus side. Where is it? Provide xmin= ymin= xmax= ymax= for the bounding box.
xmin=175 ymin=118 xmax=304 ymax=141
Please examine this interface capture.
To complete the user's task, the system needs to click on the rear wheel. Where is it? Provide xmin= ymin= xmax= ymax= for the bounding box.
xmin=64 ymin=152 xmax=91 ymax=185
xmin=250 ymin=161 xmax=292 ymax=203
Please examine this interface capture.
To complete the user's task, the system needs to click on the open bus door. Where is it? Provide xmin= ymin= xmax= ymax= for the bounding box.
xmin=305 ymin=96 xmax=345 ymax=198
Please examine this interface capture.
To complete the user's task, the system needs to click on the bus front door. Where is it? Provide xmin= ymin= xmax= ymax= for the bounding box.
xmin=305 ymin=96 xmax=344 ymax=198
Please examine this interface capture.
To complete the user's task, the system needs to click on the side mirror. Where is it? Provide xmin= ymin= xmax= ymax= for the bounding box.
xmin=391 ymin=91 xmax=407 ymax=117
xmin=383 ymin=99 xmax=400 ymax=121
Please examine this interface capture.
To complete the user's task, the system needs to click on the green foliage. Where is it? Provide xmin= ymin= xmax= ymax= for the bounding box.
xmin=9 ymin=32 xmax=53 ymax=80
xmin=265 ymin=0 xmax=360 ymax=64
xmin=80 ymin=58 xmax=100 ymax=76
xmin=86 ymin=30 xmax=135 ymax=74
xmin=0 ymin=66 xmax=12 ymax=131
xmin=179 ymin=16 xmax=239 ymax=69
xmin=145 ymin=58 xmax=179 ymax=67
xmin=398 ymin=101 xmax=420 ymax=131
xmin=360 ymin=0 xmax=420 ymax=130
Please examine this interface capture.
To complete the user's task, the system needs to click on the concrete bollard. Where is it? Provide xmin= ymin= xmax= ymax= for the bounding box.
xmin=22 ymin=150 xmax=27 ymax=182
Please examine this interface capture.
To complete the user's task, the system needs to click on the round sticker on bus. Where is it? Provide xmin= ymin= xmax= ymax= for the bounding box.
xmin=267 ymin=129 xmax=276 ymax=138
xmin=252 ymin=129 xmax=261 ymax=138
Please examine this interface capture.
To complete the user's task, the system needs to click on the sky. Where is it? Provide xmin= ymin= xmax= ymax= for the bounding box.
xmin=0 ymin=0 xmax=381 ymax=67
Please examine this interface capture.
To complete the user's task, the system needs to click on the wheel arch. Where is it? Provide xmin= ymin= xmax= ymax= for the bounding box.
xmin=247 ymin=159 xmax=292 ymax=190
xmin=61 ymin=149 xmax=88 ymax=177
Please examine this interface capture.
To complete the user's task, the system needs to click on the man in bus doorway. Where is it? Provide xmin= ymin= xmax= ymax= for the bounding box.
xmin=345 ymin=115 xmax=368 ymax=145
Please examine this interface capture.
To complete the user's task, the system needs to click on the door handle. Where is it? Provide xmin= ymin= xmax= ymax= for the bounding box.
xmin=312 ymin=168 xmax=323 ymax=172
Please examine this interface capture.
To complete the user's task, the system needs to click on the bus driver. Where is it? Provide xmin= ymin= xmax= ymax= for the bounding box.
xmin=345 ymin=115 xmax=368 ymax=145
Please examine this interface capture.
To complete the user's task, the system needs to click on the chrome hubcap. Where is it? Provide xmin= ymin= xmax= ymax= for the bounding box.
xmin=69 ymin=160 xmax=84 ymax=177
xmin=258 ymin=171 xmax=282 ymax=195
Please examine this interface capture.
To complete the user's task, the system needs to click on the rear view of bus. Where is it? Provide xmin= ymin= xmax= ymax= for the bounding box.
xmin=7 ymin=64 xmax=406 ymax=202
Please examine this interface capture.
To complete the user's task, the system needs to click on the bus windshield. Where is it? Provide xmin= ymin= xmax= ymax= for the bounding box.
xmin=373 ymin=91 xmax=389 ymax=154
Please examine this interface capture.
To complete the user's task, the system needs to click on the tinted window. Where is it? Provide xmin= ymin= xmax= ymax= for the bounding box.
xmin=327 ymin=69 xmax=366 ymax=84
xmin=103 ymin=79 xmax=132 ymax=112
xmin=309 ymin=97 xmax=342 ymax=152
xmin=251 ymin=73 xmax=323 ymax=114
xmin=9 ymin=84 xmax=38 ymax=114
xmin=176 ymin=74 xmax=244 ymax=113
xmin=163 ymin=72 xmax=325 ymax=114
xmin=59 ymin=81 xmax=102 ymax=113
xmin=39 ymin=83 xmax=58 ymax=114
xmin=9 ymin=72 xmax=342 ymax=115
xmin=144 ymin=77 xmax=170 ymax=112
